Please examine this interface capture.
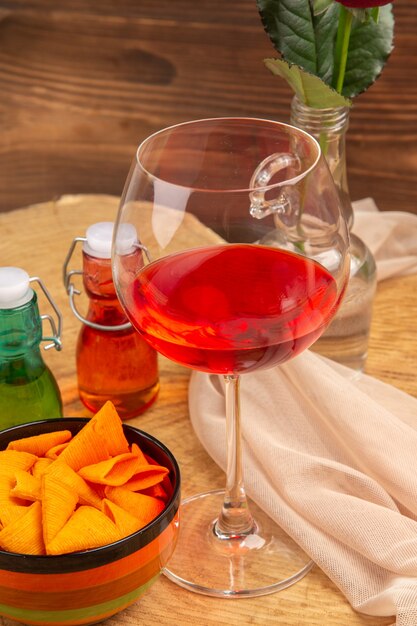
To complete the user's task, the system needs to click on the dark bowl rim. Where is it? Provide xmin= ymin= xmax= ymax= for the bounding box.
xmin=0 ymin=418 xmax=181 ymax=573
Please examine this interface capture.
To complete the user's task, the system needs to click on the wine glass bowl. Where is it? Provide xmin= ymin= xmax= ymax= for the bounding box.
xmin=112 ymin=117 xmax=350 ymax=597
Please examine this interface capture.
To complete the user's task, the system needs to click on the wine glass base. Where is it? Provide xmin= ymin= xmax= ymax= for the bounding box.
xmin=163 ymin=489 xmax=314 ymax=598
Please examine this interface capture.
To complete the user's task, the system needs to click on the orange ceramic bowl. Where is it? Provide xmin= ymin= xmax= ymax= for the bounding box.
xmin=0 ymin=418 xmax=180 ymax=626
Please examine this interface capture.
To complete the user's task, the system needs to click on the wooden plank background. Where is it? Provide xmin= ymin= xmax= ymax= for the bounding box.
xmin=0 ymin=0 xmax=416 ymax=214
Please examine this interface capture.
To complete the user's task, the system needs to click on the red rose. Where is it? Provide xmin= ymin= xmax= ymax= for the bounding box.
xmin=335 ymin=0 xmax=392 ymax=6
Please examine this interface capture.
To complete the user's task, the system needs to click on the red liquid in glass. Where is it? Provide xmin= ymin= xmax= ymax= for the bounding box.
xmin=126 ymin=244 xmax=339 ymax=375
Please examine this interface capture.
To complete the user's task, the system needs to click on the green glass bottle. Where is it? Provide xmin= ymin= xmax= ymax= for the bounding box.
xmin=0 ymin=267 xmax=63 ymax=429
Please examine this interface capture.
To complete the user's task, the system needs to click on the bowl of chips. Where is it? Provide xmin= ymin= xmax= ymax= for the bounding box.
xmin=0 ymin=402 xmax=181 ymax=625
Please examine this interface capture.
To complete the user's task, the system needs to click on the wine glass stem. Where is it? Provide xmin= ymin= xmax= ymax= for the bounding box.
xmin=214 ymin=374 xmax=256 ymax=539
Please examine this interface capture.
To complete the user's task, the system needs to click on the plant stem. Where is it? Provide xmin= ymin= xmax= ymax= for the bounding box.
xmin=333 ymin=5 xmax=353 ymax=94
xmin=319 ymin=132 xmax=329 ymax=157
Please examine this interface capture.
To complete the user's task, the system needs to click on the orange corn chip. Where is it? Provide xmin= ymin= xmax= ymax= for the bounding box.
xmin=102 ymin=499 xmax=142 ymax=536
xmin=131 ymin=442 xmax=148 ymax=465
xmin=105 ymin=486 xmax=165 ymax=530
xmin=57 ymin=403 xmax=129 ymax=471
xmin=46 ymin=506 xmax=122 ymax=555
xmin=56 ymin=425 xmax=110 ymax=471
xmin=139 ymin=483 xmax=168 ymax=502
xmin=45 ymin=442 xmax=70 ymax=460
xmin=0 ymin=467 xmax=27 ymax=505
xmin=45 ymin=461 xmax=102 ymax=509
xmin=7 ymin=430 xmax=72 ymax=457
xmin=91 ymin=401 xmax=130 ymax=457
xmin=0 ymin=502 xmax=30 ymax=527
xmin=42 ymin=473 xmax=78 ymax=546
xmin=11 ymin=470 xmax=41 ymax=502
xmin=0 ymin=501 xmax=44 ymax=555
xmin=91 ymin=483 xmax=107 ymax=500
xmin=123 ymin=465 xmax=169 ymax=492
xmin=0 ymin=473 xmax=28 ymax=526
xmin=31 ymin=457 xmax=53 ymax=478
xmin=0 ymin=473 xmax=15 ymax=500
xmin=161 ymin=473 xmax=174 ymax=500
xmin=78 ymin=452 xmax=143 ymax=487
xmin=0 ymin=450 xmax=37 ymax=476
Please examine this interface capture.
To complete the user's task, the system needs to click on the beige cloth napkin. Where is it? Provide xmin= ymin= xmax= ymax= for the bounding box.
xmin=352 ymin=197 xmax=417 ymax=280
xmin=189 ymin=200 xmax=417 ymax=625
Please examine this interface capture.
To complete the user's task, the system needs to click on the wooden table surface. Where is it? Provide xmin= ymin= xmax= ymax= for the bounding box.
xmin=0 ymin=1 xmax=416 ymax=216
xmin=1 ymin=194 xmax=416 ymax=625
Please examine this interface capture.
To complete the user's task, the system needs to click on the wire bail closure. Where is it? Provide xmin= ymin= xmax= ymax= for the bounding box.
xmin=62 ymin=237 xmax=132 ymax=332
xmin=29 ymin=277 xmax=63 ymax=351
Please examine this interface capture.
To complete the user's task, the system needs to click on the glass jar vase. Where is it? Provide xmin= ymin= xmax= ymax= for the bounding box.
xmin=290 ymin=96 xmax=377 ymax=372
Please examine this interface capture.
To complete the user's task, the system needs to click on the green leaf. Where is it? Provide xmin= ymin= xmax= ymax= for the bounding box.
xmin=342 ymin=4 xmax=394 ymax=98
xmin=257 ymin=0 xmax=394 ymax=100
xmin=313 ymin=0 xmax=333 ymax=16
xmin=315 ymin=3 xmax=340 ymax=83
xmin=370 ymin=7 xmax=380 ymax=23
xmin=264 ymin=57 xmax=352 ymax=108
xmin=257 ymin=0 xmax=316 ymax=75
xmin=256 ymin=0 xmax=340 ymax=84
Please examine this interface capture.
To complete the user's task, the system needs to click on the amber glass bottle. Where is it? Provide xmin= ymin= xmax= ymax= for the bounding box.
xmin=73 ymin=222 xmax=159 ymax=418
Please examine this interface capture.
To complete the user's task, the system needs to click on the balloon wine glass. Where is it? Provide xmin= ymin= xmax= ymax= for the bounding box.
xmin=112 ymin=118 xmax=350 ymax=598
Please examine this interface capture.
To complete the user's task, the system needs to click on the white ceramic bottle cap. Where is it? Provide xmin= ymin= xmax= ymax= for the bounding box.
xmin=83 ymin=222 xmax=137 ymax=258
xmin=0 ymin=267 xmax=33 ymax=309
